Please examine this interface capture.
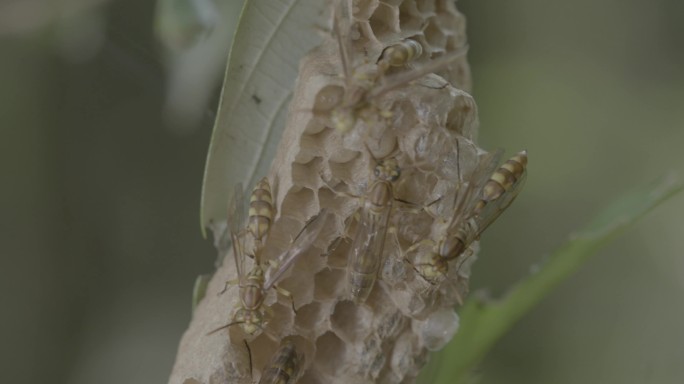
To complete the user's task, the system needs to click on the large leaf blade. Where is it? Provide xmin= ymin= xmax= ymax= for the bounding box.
xmin=200 ymin=0 xmax=328 ymax=234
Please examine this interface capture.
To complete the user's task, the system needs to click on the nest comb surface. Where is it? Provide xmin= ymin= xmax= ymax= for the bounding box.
xmin=169 ymin=1 xmax=484 ymax=383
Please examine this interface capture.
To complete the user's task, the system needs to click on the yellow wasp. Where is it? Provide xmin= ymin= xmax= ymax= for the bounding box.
xmin=328 ymin=0 xmax=468 ymax=133
xmin=209 ymin=182 xmax=330 ymax=337
xmin=346 ymin=156 xmax=401 ymax=302
xmin=323 ymin=145 xmax=417 ymax=302
xmin=409 ymin=148 xmax=528 ymax=287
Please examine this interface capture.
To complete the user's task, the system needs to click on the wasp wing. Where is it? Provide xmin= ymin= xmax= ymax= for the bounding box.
xmin=349 ymin=198 xmax=393 ymax=279
xmin=332 ymin=0 xmax=352 ymax=81
xmin=264 ymin=209 xmax=330 ymax=290
xmin=445 ymin=148 xmax=503 ymax=234
xmin=472 ymin=163 xmax=528 ymax=237
xmin=228 ymin=183 xmax=246 ymax=279
xmin=367 ymin=45 xmax=469 ymax=100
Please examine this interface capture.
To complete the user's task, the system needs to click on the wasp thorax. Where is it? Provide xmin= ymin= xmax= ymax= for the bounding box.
xmin=414 ymin=252 xmax=448 ymax=284
xmin=331 ymin=107 xmax=356 ymax=132
xmin=241 ymin=283 xmax=265 ymax=310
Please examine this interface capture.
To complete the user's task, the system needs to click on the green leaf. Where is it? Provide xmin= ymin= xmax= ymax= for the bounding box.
xmin=200 ymin=0 xmax=329 ymax=236
xmin=191 ymin=273 xmax=212 ymax=313
xmin=154 ymin=0 xmax=220 ymax=51
xmin=432 ymin=174 xmax=683 ymax=384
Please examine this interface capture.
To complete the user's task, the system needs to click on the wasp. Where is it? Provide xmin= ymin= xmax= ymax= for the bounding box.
xmin=346 ymin=157 xmax=401 ymax=302
xmin=322 ymin=146 xmax=414 ymax=302
xmin=209 ymin=183 xmax=330 ymax=337
xmin=258 ymin=339 xmax=305 ymax=384
xmin=328 ymin=0 xmax=467 ymax=132
xmin=218 ymin=178 xmax=275 ymax=285
xmin=408 ymin=149 xmax=528 ymax=287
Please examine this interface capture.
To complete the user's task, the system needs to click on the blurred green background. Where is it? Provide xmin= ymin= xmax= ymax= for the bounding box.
xmin=1 ymin=0 xmax=682 ymax=383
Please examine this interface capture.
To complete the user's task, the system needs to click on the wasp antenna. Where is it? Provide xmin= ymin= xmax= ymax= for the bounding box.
xmin=243 ymin=340 xmax=253 ymax=379
xmin=362 ymin=140 xmax=380 ymax=164
xmin=332 ymin=0 xmax=352 ymax=80
xmin=206 ymin=320 xmax=242 ymax=336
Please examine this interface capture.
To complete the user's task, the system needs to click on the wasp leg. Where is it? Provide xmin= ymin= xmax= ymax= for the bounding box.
xmin=404 ymin=238 xmax=436 ymax=255
xmin=243 ymin=340 xmax=253 ymax=379
xmin=319 ymin=172 xmax=362 ymax=200
xmin=273 ymin=284 xmax=297 ymax=314
xmin=323 ymin=209 xmax=358 ymax=257
xmin=218 ymin=278 xmax=239 ymax=296
xmin=322 ymin=236 xmax=348 ymax=258
xmin=394 ymin=195 xmax=442 ymax=216
xmin=443 ymin=276 xmax=465 ymax=306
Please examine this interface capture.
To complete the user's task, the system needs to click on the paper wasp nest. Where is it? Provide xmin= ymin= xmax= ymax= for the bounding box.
xmin=170 ymin=1 xmax=486 ymax=383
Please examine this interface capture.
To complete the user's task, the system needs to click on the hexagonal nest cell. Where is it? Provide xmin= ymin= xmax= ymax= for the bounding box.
xmin=369 ymin=3 xmax=400 ymax=41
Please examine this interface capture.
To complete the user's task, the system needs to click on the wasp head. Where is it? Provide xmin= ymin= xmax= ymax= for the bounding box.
xmin=374 ymin=158 xmax=401 ymax=182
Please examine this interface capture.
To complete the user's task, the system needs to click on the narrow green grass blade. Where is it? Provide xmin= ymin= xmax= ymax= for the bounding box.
xmin=191 ymin=273 xmax=212 ymax=313
xmin=154 ymin=0 xmax=220 ymax=51
xmin=433 ymin=174 xmax=683 ymax=384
